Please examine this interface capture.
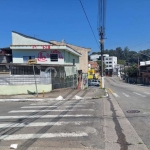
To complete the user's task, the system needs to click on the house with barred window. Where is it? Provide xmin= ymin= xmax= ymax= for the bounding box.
xmin=0 ymin=31 xmax=81 ymax=95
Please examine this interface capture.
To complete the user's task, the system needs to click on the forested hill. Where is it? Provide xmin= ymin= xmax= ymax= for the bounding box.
xmin=90 ymin=47 xmax=150 ymax=65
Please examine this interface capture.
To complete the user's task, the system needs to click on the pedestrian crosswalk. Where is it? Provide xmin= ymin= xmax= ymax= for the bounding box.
xmin=0 ymin=99 xmax=100 ymax=149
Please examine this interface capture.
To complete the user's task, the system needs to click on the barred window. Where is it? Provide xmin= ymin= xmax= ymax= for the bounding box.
xmin=11 ymin=66 xmax=40 ymax=75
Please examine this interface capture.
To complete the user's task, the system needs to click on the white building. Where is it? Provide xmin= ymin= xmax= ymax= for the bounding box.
xmin=90 ymin=54 xmax=109 ymax=61
xmin=104 ymin=56 xmax=117 ymax=76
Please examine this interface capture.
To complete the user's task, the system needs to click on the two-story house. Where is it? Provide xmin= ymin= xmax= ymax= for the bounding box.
xmin=0 ymin=31 xmax=81 ymax=95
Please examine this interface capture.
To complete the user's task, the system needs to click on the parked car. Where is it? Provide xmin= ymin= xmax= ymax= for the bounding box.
xmin=88 ymin=79 xmax=100 ymax=86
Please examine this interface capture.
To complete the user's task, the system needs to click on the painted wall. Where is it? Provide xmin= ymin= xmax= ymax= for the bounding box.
xmin=12 ymin=49 xmax=64 ymax=64
xmin=0 ymin=84 xmax=52 ymax=95
xmin=64 ymin=51 xmax=80 ymax=70
xmin=12 ymin=32 xmax=50 ymax=45
xmin=82 ymin=73 xmax=88 ymax=89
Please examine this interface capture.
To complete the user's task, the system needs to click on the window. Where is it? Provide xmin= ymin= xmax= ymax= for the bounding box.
xmin=23 ymin=56 xmax=35 ymax=63
xmin=11 ymin=66 xmax=40 ymax=75
xmin=109 ymin=58 xmax=112 ymax=60
xmin=50 ymin=54 xmax=58 ymax=62
xmin=109 ymin=65 xmax=112 ymax=67
xmin=109 ymin=62 xmax=112 ymax=63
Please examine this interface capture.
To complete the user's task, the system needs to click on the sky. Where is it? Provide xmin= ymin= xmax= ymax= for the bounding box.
xmin=0 ymin=0 xmax=150 ymax=53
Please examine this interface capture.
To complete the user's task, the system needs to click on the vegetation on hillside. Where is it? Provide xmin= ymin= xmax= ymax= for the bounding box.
xmin=89 ymin=47 xmax=150 ymax=65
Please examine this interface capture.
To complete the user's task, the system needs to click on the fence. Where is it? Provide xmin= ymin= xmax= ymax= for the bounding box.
xmin=0 ymin=64 xmax=78 ymax=89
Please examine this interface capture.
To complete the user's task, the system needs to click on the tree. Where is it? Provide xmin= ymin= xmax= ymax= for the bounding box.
xmin=123 ymin=47 xmax=129 ymax=60
xmin=97 ymin=60 xmax=106 ymax=73
xmin=116 ymin=47 xmax=123 ymax=59
xmin=126 ymin=64 xmax=138 ymax=77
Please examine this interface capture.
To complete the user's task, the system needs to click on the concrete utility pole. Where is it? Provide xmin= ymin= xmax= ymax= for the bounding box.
xmin=99 ymin=26 xmax=104 ymax=88
xmin=98 ymin=0 xmax=106 ymax=88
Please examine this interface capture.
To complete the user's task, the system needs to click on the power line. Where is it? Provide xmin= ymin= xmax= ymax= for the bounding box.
xmin=79 ymin=0 xmax=99 ymax=48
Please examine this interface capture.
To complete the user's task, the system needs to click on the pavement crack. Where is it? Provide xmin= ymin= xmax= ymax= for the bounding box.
xmin=107 ymin=94 xmax=129 ymax=150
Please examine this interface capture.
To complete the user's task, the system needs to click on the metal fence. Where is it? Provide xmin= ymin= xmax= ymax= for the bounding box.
xmin=0 ymin=64 xmax=78 ymax=89
xmin=0 ymin=75 xmax=51 ymax=85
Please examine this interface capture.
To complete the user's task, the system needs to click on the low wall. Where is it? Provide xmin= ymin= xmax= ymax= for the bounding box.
xmin=0 ymin=84 xmax=52 ymax=95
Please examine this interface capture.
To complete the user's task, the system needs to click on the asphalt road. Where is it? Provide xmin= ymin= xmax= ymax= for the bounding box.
xmin=0 ymin=88 xmax=105 ymax=150
xmin=105 ymin=76 xmax=150 ymax=150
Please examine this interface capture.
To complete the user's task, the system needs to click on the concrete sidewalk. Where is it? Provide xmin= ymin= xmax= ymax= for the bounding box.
xmin=0 ymin=87 xmax=106 ymax=101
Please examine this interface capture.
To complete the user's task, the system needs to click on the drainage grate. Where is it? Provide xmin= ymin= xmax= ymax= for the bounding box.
xmin=127 ymin=110 xmax=140 ymax=113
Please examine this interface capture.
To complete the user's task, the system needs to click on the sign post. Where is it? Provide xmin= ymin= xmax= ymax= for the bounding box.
xmin=28 ymin=59 xmax=38 ymax=97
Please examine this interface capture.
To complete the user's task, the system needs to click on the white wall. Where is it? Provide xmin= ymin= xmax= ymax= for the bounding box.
xmin=104 ymin=56 xmax=117 ymax=71
xmin=90 ymin=54 xmax=109 ymax=61
xmin=12 ymin=32 xmax=50 ymax=45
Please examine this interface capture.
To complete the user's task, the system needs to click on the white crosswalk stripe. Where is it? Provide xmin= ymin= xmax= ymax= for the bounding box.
xmin=0 ymin=114 xmax=92 ymax=119
xmin=30 ymin=102 xmax=94 ymax=106
xmin=0 ymin=132 xmax=88 ymax=140
xmin=9 ymin=109 xmax=94 ymax=113
xmin=133 ymin=92 xmax=146 ymax=97
xmin=0 ymin=121 xmax=91 ymax=128
xmin=21 ymin=106 xmax=85 ymax=109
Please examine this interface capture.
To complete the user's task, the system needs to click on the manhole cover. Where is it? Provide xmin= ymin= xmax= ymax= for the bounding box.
xmin=127 ymin=110 xmax=140 ymax=113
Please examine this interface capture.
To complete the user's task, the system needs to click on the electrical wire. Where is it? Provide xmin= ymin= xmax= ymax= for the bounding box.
xmin=79 ymin=0 xmax=99 ymax=48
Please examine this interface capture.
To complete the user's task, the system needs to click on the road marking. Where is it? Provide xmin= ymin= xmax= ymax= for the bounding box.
xmin=21 ymin=106 xmax=85 ymax=109
xmin=133 ymin=92 xmax=146 ymax=97
xmin=0 ymin=114 xmax=92 ymax=119
xmin=113 ymin=93 xmax=119 ymax=97
xmin=0 ymin=99 xmax=44 ymax=102
xmin=9 ymin=109 xmax=94 ymax=113
xmin=0 ymin=132 xmax=88 ymax=140
xmin=21 ymin=106 xmax=57 ymax=109
xmin=30 ymin=102 xmax=95 ymax=105
xmin=144 ymin=92 xmax=150 ymax=95
xmin=0 ymin=121 xmax=90 ymax=128
xmin=108 ymin=88 xmax=119 ymax=97
xmin=108 ymin=88 xmax=114 ymax=94
xmin=122 ymin=93 xmax=130 ymax=97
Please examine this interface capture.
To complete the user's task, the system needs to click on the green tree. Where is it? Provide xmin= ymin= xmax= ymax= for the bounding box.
xmin=123 ymin=47 xmax=129 ymax=60
xmin=126 ymin=64 xmax=138 ymax=77
xmin=116 ymin=47 xmax=123 ymax=59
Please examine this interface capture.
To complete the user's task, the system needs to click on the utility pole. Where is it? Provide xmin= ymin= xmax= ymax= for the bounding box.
xmin=99 ymin=26 xmax=104 ymax=88
xmin=98 ymin=0 xmax=106 ymax=88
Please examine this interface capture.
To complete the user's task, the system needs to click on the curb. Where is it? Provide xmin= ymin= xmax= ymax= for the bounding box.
xmin=102 ymin=89 xmax=108 ymax=98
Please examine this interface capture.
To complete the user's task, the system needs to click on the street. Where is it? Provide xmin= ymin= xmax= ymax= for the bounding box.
xmin=0 ymin=79 xmax=150 ymax=150
xmin=0 ymin=88 xmax=105 ymax=150
xmin=105 ymin=76 xmax=150 ymax=150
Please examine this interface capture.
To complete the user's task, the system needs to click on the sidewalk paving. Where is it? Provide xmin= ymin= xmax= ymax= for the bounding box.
xmin=0 ymin=87 xmax=106 ymax=101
